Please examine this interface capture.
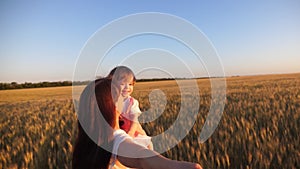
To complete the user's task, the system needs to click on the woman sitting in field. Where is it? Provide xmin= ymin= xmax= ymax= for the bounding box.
xmin=72 ymin=78 xmax=202 ymax=169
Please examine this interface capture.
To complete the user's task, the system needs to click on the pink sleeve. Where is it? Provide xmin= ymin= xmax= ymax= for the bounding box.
xmin=130 ymin=98 xmax=142 ymax=116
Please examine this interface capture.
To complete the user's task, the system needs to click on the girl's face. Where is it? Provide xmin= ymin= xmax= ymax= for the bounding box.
xmin=119 ymin=76 xmax=134 ymax=98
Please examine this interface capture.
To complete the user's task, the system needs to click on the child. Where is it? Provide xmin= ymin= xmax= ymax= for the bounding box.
xmin=107 ymin=66 xmax=153 ymax=150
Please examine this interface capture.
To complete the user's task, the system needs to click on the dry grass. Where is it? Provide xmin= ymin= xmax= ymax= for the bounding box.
xmin=0 ymin=73 xmax=299 ymax=168
xmin=0 ymin=86 xmax=73 ymax=105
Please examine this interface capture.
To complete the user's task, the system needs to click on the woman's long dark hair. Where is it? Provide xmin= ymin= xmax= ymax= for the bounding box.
xmin=72 ymin=78 xmax=119 ymax=169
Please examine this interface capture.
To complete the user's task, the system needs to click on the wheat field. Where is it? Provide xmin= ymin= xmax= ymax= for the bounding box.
xmin=0 ymin=73 xmax=299 ymax=168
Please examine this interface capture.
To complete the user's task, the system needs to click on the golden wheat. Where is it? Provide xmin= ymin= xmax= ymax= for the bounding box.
xmin=0 ymin=74 xmax=299 ymax=168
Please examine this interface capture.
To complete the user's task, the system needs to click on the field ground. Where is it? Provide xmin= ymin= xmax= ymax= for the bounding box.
xmin=0 ymin=73 xmax=299 ymax=168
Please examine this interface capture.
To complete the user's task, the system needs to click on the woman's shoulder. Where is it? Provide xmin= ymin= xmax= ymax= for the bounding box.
xmin=114 ymin=129 xmax=128 ymax=137
xmin=113 ymin=129 xmax=132 ymax=141
xmin=112 ymin=129 xmax=133 ymax=156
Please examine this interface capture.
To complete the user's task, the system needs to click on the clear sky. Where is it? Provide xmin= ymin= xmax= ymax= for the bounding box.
xmin=1 ymin=0 xmax=299 ymax=83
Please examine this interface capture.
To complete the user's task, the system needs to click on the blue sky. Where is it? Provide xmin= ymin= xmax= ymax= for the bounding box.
xmin=1 ymin=0 xmax=299 ymax=82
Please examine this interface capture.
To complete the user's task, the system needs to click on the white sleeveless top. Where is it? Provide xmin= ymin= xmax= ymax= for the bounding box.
xmin=109 ymin=129 xmax=132 ymax=169
xmin=109 ymin=129 xmax=152 ymax=169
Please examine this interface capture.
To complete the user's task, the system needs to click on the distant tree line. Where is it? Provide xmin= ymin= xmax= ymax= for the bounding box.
xmin=0 ymin=77 xmax=204 ymax=90
xmin=136 ymin=77 xmax=189 ymax=82
xmin=0 ymin=81 xmax=90 ymax=90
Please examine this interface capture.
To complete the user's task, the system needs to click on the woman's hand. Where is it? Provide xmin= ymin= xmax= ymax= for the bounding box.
xmin=171 ymin=160 xmax=202 ymax=169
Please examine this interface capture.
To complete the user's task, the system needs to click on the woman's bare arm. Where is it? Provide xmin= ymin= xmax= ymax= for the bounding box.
xmin=117 ymin=139 xmax=202 ymax=169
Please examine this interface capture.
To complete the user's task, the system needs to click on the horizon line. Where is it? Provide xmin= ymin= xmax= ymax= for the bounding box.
xmin=1 ymin=72 xmax=299 ymax=84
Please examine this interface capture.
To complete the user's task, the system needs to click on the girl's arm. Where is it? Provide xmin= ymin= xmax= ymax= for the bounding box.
xmin=128 ymin=113 xmax=146 ymax=136
xmin=127 ymin=120 xmax=139 ymax=137
xmin=117 ymin=138 xmax=202 ymax=169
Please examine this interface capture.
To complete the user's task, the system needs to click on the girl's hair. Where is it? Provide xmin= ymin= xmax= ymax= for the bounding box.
xmin=72 ymin=78 xmax=119 ymax=169
xmin=107 ymin=66 xmax=136 ymax=84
